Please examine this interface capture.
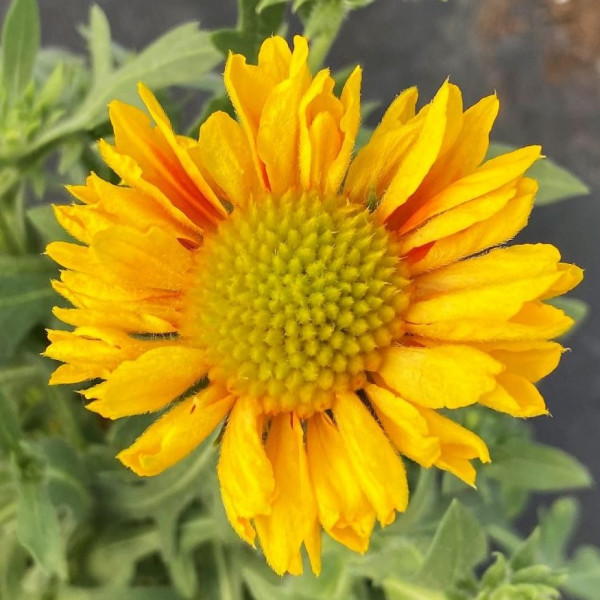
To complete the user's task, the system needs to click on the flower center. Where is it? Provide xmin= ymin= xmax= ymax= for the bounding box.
xmin=187 ymin=192 xmax=408 ymax=416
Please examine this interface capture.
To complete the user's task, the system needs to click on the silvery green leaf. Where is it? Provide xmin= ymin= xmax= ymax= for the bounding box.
xmin=566 ymin=546 xmax=600 ymax=600
xmin=88 ymin=5 xmax=112 ymax=87
xmin=0 ymin=385 xmax=21 ymax=453
xmin=1 ymin=0 xmax=40 ymax=106
xmin=0 ymin=256 xmax=55 ymax=364
xmin=539 ymin=497 xmax=580 ymax=567
xmin=15 ymin=455 xmax=67 ymax=579
xmin=486 ymin=440 xmax=592 ymax=492
xmin=27 ymin=204 xmax=71 ymax=244
xmin=414 ymin=500 xmax=487 ymax=590
xmin=382 ymin=578 xmax=446 ymax=600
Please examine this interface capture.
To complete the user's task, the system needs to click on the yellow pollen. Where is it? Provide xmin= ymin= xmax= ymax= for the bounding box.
xmin=186 ymin=192 xmax=408 ymax=416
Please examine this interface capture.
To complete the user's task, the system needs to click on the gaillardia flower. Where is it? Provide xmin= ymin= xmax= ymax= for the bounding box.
xmin=46 ymin=35 xmax=582 ymax=575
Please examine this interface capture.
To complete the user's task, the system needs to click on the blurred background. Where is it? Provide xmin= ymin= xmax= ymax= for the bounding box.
xmin=5 ymin=0 xmax=598 ymax=546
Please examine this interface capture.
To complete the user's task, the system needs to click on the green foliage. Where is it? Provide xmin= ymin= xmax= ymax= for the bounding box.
xmin=0 ymin=1 xmax=597 ymax=599
xmin=1 ymin=0 xmax=40 ymax=108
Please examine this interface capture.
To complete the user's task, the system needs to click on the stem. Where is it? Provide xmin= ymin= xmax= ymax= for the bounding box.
xmin=304 ymin=2 xmax=347 ymax=72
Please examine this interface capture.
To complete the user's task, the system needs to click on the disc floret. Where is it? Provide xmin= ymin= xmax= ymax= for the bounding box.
xmin=188 ymin=193 xmax=408 ymax=416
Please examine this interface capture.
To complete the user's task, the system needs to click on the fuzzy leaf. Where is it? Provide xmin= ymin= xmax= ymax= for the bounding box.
xmin=486 ymin=440 xmax=593 ymax=492
xmin=414 ymin=500 xmax=487 ymax=589
xmin=88 ymin=5 xmax=112 ymax=86
xmin=0 ymin=256 xmax=55 ymax=364
xmin=1 ymin=0 xmax=40 ymax=105
xmin=566 ymin=546 xmax=600 ymax=600
xmin=15 ymin=456 xmax=67 ymax=579
xmin=539 ymin=497 xmax=580 ymax=567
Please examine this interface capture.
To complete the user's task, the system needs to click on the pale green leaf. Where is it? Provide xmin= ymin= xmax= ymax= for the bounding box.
xmin=415 ymin=500 xmax=487 ymax=589
xmin=27 ymin=204 xmax=71 ymax=244
xmin=0 ymin=257 xmax=55 ymax=363
xmin=486 ymin=440 xmax=593 ymax=492
xmin=382 ymin=579 xmax=446 ymax=600
xmin=539 ymin=497 xmax=580 ymax=567
xmin=88 ymin=5 xmax=112 ymax=86
xmin=566 ymin=546 xmax=600 ymax=600
xmin=16 ymin=461 xmax=67 ymax=579
xmin=1 ymin=0 xmax=40 ymax=105
xmin=0 ymin=386 xmax=21 ymax=453
xmin=78 ymin=22 xmax=221 ymax=126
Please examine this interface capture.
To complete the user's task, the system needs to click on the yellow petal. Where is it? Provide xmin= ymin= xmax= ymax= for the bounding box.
xmin=84 ymin=346 xmax=206 ymax=419
xmin=395 ymin=143 xmax=539 ymax=235
xmin=480 ymin=373 xmax=547 ymax=417
xmin=91 ymin=225 xmax=192 ymax=291
xmin=324 ymin=66 xmax=362 ymax=195
xmin=408 ymin=94 xmax=499 ymax=204
xmin=406 ymin=272 xmax=564 ymax=323
xmin=218 ymin=397 xmax=275 ymax=523
xmin=408 ymin=178 xmax=537 ymax=275
xmin=53 ymin=306 xmax=175 ymax=335
xmin=414 ymin=244 xmax=562 ymax=296
xmin=378 ymin=345 xmax=503 ymax=409
xmin=406 ymin=301 xmax=574 ymax=341
xmin=306 ymin=412 xmax=376 ymax=554
xmin=474 ymin=341 xmax=563 ymax=382
xmin=366 ymin=384 xmax=441 ymax=468
xmin=344 ymin=87 xmax=418 ymax=203
xmin=398 ymin=186 xmax=516 ymax=254
xmin=194 ymin=110 xmax=265 ymax=208
xmin=334 ymin=391 xmax=408 ymax=525
xmin=257 ymin=54 xmax=310 ymax=194
xmin=137 ymin=82 xmax=226 ymax=219
xmin=417 ymin=406 xmax=490 ymax=486
xmin=378 ymin=81 xmax=452 ymax=221
xmin=53 ymin=203 xmax=116 ymax=245
xmin=255 ymin=413 xmax=319 ymax=576
xmin=118 ymin=385 xmax=233 ymax=476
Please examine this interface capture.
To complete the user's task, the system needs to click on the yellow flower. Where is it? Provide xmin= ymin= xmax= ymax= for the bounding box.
xmin=46 ymin=35 xmax=582 ymax=575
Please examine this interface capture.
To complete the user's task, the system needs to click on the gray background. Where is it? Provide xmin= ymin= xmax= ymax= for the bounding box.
xmin=8 ymin=0 xmax=599 ymax=547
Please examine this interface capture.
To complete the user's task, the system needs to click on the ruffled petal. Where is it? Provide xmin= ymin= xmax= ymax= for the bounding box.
xmin=334 ymin=391 xmax=408 ymax=525
xmin=306 ymin=412 xmax=376 ymax=553
xmin=118 ymin=385 xmax=233 ymax=476
xmin=378 ymin=345 xmax=503 ymax=409
xmin=83 ymin=346 xmax=206 ymax=419
xmin=218 ymin=397 xmax=275 ymax=532
xmin=255 ymin=413 xmax=320 ymax=576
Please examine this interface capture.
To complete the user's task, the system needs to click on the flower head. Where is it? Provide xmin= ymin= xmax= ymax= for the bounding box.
xmin=46 ymin=35 xmax=582 ymax=575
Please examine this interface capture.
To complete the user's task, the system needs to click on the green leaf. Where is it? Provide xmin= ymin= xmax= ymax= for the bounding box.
xmin=0 ymin=256 xmax=55 ymax=363
xmin=0 ymin=384 xmax=21 ymax=453
xmin=56 ymin=586 xmax=183 ymax=600
xmin=79 ymin=22 xmax=222 ymax=127
xmin=566 ymin=546 xmax=600 ymax=600
xmin=486 ymin=440 xmax=593 ymax=492
xmin=27 ymin=203 xmax=71 ymax=245
xmin=382 ymin=579 xmax=446 ymax=600
xmin=15 ymin=455 xmax=67 ymax=579
xmin=414 ymin=500 xmax=487 ymax=589
xmin=539 ymin=497 xmax=580 ymax=567
xmin=1 ymin=0 xmax=40 ymax=106
xmin=487 ymin=143 xmax=589 ymax=205
xmin=88 ymin=5 xmax=112 ymax=87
